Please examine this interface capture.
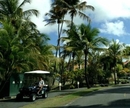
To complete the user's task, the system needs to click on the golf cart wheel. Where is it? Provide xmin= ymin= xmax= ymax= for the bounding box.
xmin=42 ymin=91 xmax=48 ymax=98
xmin=16 ymin=94 xmax=23 ymax=101
xmin=30 ymin=93 xmax=36 ymax=101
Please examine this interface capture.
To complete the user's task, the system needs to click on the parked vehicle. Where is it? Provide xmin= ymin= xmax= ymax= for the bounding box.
xmin=16 ymin=70 xmax=50 ymax=101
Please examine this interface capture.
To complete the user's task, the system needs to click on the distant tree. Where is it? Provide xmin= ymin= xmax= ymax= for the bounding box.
xmin=62 ymin=23 xmax=108 ymax=88
xmin=107 ymin=40 xmax=125 ymax=84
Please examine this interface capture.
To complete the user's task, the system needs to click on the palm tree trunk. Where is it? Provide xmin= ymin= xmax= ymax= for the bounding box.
xmin=61 ymin=55 xmax=65 ymax=85
xmin=70 ymin=15 xmax=74 ymax=29
xmin=113 ymin=67 xmax=117 ymax=85
xmin=68 ymin=53 xmax=72 ymax=71
xmin=84 ymin=50 xmax=90 ymax=88
xmin=55 ymin=17 xmax=65 ymax=83
xmin=113 ymin=58 xmax=117 ymax=85
xmin=72 ymin=52 xmax=75 ymax=71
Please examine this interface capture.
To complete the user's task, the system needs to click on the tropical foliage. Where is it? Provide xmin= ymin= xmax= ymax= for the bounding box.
xmin=0 ymin=0 xmax=130 ymax=98
xmin=0 ymin=0 xmax=55 ymax=97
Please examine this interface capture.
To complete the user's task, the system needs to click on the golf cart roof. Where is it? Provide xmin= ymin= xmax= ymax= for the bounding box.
xmin=24 ymin=70 xmax=50 ymax=74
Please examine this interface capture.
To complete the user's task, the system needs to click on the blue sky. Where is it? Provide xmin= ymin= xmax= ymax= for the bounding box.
xmin=21 ymin=0 xmax=130 ymax=46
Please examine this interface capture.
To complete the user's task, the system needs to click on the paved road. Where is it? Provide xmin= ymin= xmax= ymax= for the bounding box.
xmin=64 ymin=85 xmax=130 ymax=108
xmin=1 ymin=85 xmax=130 ymax=108
xmin=0 ymin=87 xmax=86 ymax=108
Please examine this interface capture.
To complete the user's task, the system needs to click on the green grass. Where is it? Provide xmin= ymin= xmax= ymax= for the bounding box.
xmin=20 ymin=87 xmax=101 ymax=108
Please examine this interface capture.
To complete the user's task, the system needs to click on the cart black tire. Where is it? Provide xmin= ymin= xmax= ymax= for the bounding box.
xmin=30 ymin=93 xmax=36 ymax=101
xmin=42 ymin=91 xmax=48 ymax=98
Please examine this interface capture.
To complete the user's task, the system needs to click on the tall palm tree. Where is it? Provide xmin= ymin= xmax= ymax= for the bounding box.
xmin=44 ymin=7 xmax=67 ymax=57
xmin=44 ymin=5 xmax=70 ymax=80
xmin=53 ymin=0 xmax=94 ymax=28
xmin=45 ymin=0 xmax=94 ymax=81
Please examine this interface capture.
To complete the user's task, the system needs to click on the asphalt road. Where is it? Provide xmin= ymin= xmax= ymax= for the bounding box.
xmin=64 ymin=85 xmax=130 ymax=108
xmin=0 ymin=87 xmax=86 ymax=108
xmin=1 ymin=85 xmax=130 ymax=108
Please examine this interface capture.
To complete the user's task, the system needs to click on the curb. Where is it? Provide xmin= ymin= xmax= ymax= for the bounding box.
xmin=0 ymin=96 xmax=16 ymax=101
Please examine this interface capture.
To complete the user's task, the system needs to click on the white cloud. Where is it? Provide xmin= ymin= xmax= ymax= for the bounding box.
xmin=20 ymin=0 xmax=130 ymax=38
xmin=86 ymin=0 xmax=130 ymax=22
xmin=115 ymin=39 xmax=120 ymax=43
xmin=99 ymin=20 xmax=128 ymax=36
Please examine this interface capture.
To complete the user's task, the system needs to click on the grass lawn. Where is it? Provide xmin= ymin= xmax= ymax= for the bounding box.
xmin=20 ymin=87 xmax=103 ymax=108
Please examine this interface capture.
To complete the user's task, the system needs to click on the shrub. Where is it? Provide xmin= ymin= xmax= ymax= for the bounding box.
xmin=69 ymin=84 xmax=75 ymax=89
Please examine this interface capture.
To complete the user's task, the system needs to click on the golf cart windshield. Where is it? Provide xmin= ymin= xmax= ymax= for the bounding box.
xmin=23 ymin=70 xmax=50 ymax=87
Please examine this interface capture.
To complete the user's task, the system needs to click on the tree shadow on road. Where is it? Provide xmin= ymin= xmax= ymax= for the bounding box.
xmin=57 ymin=99 xmax=130 ymax=108
xmin=71 ymin=85 xmax=130 ymax=97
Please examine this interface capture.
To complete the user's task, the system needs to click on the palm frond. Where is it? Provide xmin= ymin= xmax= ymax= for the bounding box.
xmin=18 ymin=0 xmax=31 ymax=8
xmin=85 ymin=5 xmax=95 ymax=11
xmin=44 ymin=20 xmax=56 ymax=26
xmin=78 ymin=11 xmax=91 ymax=22
xmin=23 ymin=9 xmax=39 ymax=17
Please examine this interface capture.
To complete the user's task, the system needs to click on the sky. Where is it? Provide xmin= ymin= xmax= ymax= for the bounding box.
xmin=21 ymin=0 xmax=130 ymax=46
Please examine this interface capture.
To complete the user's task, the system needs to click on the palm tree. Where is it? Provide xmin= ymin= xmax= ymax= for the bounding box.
xmin=0 ymin=21 xmax=31 ymax=95
xmin=79 ymin=24 xmax=108 ymax=88
xmin=123 ymin=46 xmax=130 ymax=60
xmin=0 ymin=0 xmax=40 ymax=84
xmin=62 ymin=23 xmax=108 ymax=88
xmin=44 ymin=7 xmax=66 ymax=57
xmin=45 ymin=0 xmax=94 ymax=81
xmin=53 ymin=0 xmax=94 ymax=28
xmin=0 ymin=0 xmax=39 ymax=20
xmin=97 ymin=52 xmax=113 ymax=84
xmin=87 ymin=51 xmax=104 ymax=85
xmin=0 ymin=0 xmax=55 ymax=98
xmin=33 ymin=33 xmax=54 ymax=70
xmin=107 ymin=40 xmax=125 ymax=84
xmin=75 ymin=51 xmax=84 ymax=70
xmin=44 ymin=4 xmax=71 ymax=81
xmin=0 ymin=0 xmax=39 ymax=33
xmin=61 ymin=24 xmax=81 ymax=72
xmin=0 ymin=20 xmax=54 ymax=97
